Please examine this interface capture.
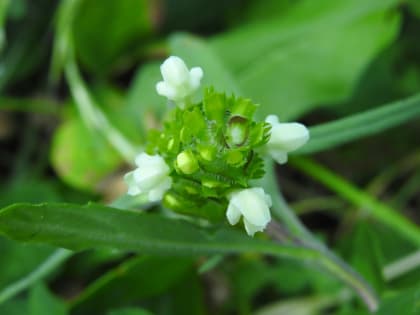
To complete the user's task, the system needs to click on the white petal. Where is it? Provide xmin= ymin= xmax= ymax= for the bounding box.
xmin=148 ymin=177 xmax=172 ymax=202
xmin=156 ymin=81 xmax=177 ymax=99
xmin=268 ymin=122 xmax=309 ymax=152
xmin=231 ymin=188 xmax=271 ymax=227
xmin=226 ymin=203 xmax=242 ymax=225
xmin=269 ymin=150 xmax=288 ymax=164
xmin=251 ymin=187 xmax=272 ymax=208
xmin=160 ymin=56 xmax=190 ymax=86
xmin=189 ymin=67 xmax=203 ymax=88
xmin=243 ymin=218 xmax=265 ymax=236
xmin=133 ymin=168 xmax=165 ymax=191
xmin=124 ymin=171 xmax=142 ymax=196
xmin=135 ymin=153 xmax=169 ymax=171
xmin=265 ymin=115 xmax=279 ymax=125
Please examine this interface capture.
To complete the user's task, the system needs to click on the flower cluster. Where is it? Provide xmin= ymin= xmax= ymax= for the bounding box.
xmin=125 ymin=56 xmax=309 ymax=236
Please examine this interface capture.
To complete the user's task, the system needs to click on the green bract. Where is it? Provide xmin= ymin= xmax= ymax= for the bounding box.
xmin=146 ymin=88 xmax=271 ymax=221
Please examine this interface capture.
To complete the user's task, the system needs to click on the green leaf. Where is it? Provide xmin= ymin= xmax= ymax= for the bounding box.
xmin=107 ymin=309 xmax=154 ymax=315
xmin=0 ymin=300 xmax=28 ymax=315
xmin=211 ymin=0 xmax=401 ymax=119
xmin=50 ymin=117 xmax=121 ymax=191
xmin=70 ymin=256 xmax=192 ymax=315
xmin=348 ymin=223 xmax=385 ymax=293
xmin=162 ymin=271 xmax=207 ymax=315
xmin=0 ymin=0 xmax=9 ymax=52
xmin=0 ymin=237 xmax=54 ymax=291
xmin=73 ymin=0 xmax=153 ymax=74
xmin=0 ymin=97 xmax=59 ymax=114
xmin=376 ymin=283 xmax=420 ymax=315
xmin=0 ymin=203 xmax=380 ymax=310
xmin=290 ymin=157 xmax=420 ymax=247
xmin=29 ymin=284 xmax=67 ymax=315
xmin=296 ymin=93 xmax=420 ymax=154
xmin=0 ymin=0 xmax=55 ymax=91
xmin=170 ymin=33 xmax=241 ymax=96
xmin=0 ymin=202 xmax=308 ymax=258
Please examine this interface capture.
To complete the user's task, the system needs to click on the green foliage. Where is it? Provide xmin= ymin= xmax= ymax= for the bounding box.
xmin=212 ymin=0 xmax=401 ymax=119
xmin=376 ymin=283 xmax=420 ymax=315
xmin=0 ymin=0 xmax=56 ymax=91
xmin=50 ymin=116 xmax=121 ymax=191
xmin=1 ymin=0 xmax=419 ymax=314
xmin=108 ymin=309 xmax=154 ymax=315
xmin=70 ymin=256 xmax=192 ymax=315
xmin=29 ymin=284 xmax=67 ymax=315
xmin=0 ymin=202 xmax=308 ymax=259
xmin=73 ymin=0 xmax=153 ymax=74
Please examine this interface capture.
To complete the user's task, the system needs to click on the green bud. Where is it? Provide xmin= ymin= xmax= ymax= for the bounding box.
xmin=176 ymin=150 xmax=199 ymax=174
xmin=163 ymin=193 xmax=182 ymax=210
xmin=226 ymin=116 xmax=248 ymax=147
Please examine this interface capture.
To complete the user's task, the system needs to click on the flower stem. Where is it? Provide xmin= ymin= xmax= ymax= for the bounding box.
xmin=262 ymin=161 xmax=379 ymax=312
xmin=267 ymin=220 xmax=379 ymax=312
xmin=65 ymin=58 xmax=139 ymax=163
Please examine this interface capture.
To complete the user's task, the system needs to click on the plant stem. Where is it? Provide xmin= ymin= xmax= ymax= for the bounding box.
xmin=0 ymin=249 xmax=72 ymax=304
xmin=384 ymin=250 xmax=420 ymax=281
xmin=262 ymin=162 xmax=378 ymax=312
xmin=290 ymin=156 xmax=420 ymax=246
xmin=267 ymin=220 xmax=379 ymax=312
xmin=65 ymin=59 xmax=139 ymax=163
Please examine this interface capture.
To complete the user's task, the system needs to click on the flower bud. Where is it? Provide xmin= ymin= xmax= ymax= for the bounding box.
xmin=176 ymin=150 xmax=199 ymax=174
xmin=124 ymin=153 xmax=172 ymax=202
xmin=226 ymin=187 xmax=272 ymax=236
xmin=156 ymin=56 xmax=203 ymax=109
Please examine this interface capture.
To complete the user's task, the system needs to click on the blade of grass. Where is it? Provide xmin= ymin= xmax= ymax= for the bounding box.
xmin=290 ymin=156 xmax=420 ymax=246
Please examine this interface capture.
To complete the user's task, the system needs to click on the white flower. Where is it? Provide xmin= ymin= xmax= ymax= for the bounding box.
xmin=226 ymin=187 xmax=272 ymax=236
xmin=265 ymin=115 xmax=309 ymax=164
xmin=156 ymin=56 xmax=203 ymax=109
xmin=124 ymin=153 xmax=172 ymax=202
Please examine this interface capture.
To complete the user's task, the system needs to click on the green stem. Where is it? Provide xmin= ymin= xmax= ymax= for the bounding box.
xmin=290 ymin=156 xmax=420 ymax=246
xmin=268 ymin=220 xmax=378 ymax=312
xmin=262 ymin=162 xmax=378 ymax=312
xmin=65 ymin=59 xmax=138 ymax=163
xmin=52 ymin=0 xmax=139 ymax=163
xmin=261 ymin=161 xmax=313 ymax=241
xmin=0 ymin=249 xmax=72 ymax=304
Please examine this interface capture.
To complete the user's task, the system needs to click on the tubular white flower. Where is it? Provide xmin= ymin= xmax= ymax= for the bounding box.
xmin=265 ymin=115 xmax=309 ymax=164
xmin=124 ymin=153 xmax=172 ymax=202
xmin=156 ymin=56 xmax=203 ymax=109
xmin=226 ymin=187 xmax=272 ymax=236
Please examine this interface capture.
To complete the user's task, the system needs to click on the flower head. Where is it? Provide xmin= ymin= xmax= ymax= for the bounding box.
xmin=156 ymin=56 xmax=203 ymax=109
xmin=265 ymin=115 xmax=309 ymax=164
xmin=226 ymin=187 xmax=272 ymax=236
xmin=124 ymin=153 xmax=172 ymax=202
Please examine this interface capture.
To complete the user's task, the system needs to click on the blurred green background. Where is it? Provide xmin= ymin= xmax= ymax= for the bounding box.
xmin=0 ymin=0 xmax=419 ymax=314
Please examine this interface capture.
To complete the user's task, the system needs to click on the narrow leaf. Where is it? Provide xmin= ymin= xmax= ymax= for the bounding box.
xmin=0 ymin=203 xmax=310 ymax=258
xmin=296 ymin=93 xmax=420 ymax=154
